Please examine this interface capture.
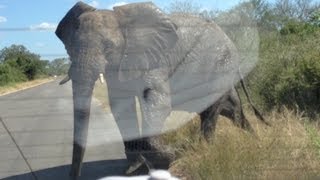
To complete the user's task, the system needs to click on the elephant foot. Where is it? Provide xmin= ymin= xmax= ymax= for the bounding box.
xmin=125 ymin=154 xmax=152 ymax=175
xmin=124 ymin=137 xmax=175 ymax=175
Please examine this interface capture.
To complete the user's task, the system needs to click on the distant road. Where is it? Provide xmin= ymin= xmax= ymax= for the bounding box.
xmin=0 ymin=80 xmax=126 ymax=180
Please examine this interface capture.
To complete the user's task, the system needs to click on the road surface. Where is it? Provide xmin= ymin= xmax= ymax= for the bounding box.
xmin=0 ymin=80 xmax=126 ymax=180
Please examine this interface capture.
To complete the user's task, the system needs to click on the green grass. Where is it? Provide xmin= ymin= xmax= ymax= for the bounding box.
xmin=306 ymin=123 xmax=320 ymax=158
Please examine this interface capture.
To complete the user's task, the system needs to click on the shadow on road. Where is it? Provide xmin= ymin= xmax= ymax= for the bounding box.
xmin=2 ymin=159 xmax=128 ymax=180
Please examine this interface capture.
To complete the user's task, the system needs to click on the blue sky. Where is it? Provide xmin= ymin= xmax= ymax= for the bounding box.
xmin=0 ymin=0 xmax=254 ymax=60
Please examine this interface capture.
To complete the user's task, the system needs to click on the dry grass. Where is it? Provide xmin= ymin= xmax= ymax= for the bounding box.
xmin=165 ymin=108 xmax=320 ymax=180
xmin=0 ymin=78 xmax=54 ymax=96
xmin=93 ymin=81 xmax=111 ymax=112
xmin=92 ymin=83 xmax=320 ymax=179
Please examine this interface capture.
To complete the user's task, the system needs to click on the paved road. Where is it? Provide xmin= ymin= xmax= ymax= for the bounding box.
xmin=0 ymin=80 xmax=126 ymax=180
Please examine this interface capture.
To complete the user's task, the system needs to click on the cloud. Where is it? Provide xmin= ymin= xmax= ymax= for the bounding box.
xmin=30 ymin=22 xmax=57 ymax=31
xmin=107 ymin=2 xmax=127 ymax=9
xmin=88 ymin=1 xmax=99 ymax=8
xmin=0 ymin=16 xmax=7 ymax=23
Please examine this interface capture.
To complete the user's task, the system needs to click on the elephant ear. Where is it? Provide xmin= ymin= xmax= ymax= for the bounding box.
xmin=55 ymin=2 xmax=96 ymax=49
xmin=114 ymin=2 xmax=178 ymax=81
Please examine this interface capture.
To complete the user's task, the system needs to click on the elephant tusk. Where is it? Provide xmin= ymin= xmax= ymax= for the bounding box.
xmin=99 ymin=73 xmax=105 ymax=84
xmin=59 ymin=75 xmax=70 ymax=85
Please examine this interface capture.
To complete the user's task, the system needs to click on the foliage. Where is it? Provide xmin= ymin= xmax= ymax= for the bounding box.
xmin=166 ymin=0 xmax=202 ymax=15
xmin=166 ymin=110 xmax=320 ymax=179
xmin=0 ymin=44 xmax=40 ymax=63
xmin=272 ymin=0 xmax=320 ymax=26
xmin=248 ymin=24 xmax=320 ymax=117
xmin=0 ymin=63 xmax=27 ymax=86
xmin=0 ymin=44 xmax=49 ymax=85
xmin=166 ymin=0 xmax=320 ymax=117
xmin=47 ymin=58 xmax=70 ymax=76
xmin=280 ymin=20 xmax=318 ymax=35
xmin=309 ymin=9 xmax=320 ymax=26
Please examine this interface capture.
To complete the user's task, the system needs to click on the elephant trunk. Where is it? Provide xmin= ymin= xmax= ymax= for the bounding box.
xmin=69 ymin=80 xmax=95 ymax=179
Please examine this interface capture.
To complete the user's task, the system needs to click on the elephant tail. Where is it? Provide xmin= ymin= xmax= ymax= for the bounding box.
xmin=238 ymin=71 xmax=270 ymax=126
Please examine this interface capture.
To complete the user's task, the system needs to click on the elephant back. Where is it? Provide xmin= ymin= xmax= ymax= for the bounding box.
xmin=167 ymin=15 xmax=240 ymax=113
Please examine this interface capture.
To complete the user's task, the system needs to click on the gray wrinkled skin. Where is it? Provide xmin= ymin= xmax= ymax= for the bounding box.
xmin=200 ymin=87 xmax=253 ymax=141
xmin=200 ymin=77 xmax=269 ymax=142
xmin=55 ymin=2 xmax=252 ymax=179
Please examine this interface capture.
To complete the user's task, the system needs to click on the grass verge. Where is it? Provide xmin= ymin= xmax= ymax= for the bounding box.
xmin=0 ymin=77 xmax=54 ymax=96
xmin=92 ymin=82 xmax=320 ymax=179
xmin=93 ymin=81 xmax=110 ymax=112
xmin=165 ymin=108 xmax=320 ymax=179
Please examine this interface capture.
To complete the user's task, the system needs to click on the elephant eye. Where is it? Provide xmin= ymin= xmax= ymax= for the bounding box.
xmin=143 ymin=88 xmax=152 ymax=101
xmin=102 ymin=38 xmax=112 ymax=47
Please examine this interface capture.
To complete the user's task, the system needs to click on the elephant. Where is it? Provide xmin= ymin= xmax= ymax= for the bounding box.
xmin=55 ymin=2 xmax=260 ymax=179
xmin=200 ymin=78 xmax=269 ymax=141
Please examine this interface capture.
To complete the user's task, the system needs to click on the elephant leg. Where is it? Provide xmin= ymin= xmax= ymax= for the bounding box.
xmin=69 ymin=81 xmax=95 ymax=179
xmin=135 ymin=73 xmax=175 ymax=170
xmin=109 ymin=96 xmax=140 ymax=140
xmin=124 ymin=136 xmax=174 ymax=175
xmin=108 ymin=96 xmax=143 ymax=170
xmin=200 ymin=100 xmax=222 ymax=142
xmin=220 ymin=88 xmax=254 ymax=133
xmin=106 ymin=74 xmax=152 ymax=174
xmin=108 ymin=96 xmax=156 ymax=174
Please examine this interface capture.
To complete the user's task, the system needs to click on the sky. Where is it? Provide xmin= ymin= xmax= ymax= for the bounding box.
xmin=0 ymin=0 xmax=256 ymax=60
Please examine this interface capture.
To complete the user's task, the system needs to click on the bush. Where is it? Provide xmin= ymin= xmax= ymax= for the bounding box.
xmin=0 ymin=44 xmax=49 ymax=85
xmin=280 ymin=21 xmax=318 ymax=36
xmin=0 ymin=63 xmax=27 ymax=86
xmin=248 ymin=26 xmax=320 ymax=117
xmin=275 ymin=52 xmax=320 ymax=116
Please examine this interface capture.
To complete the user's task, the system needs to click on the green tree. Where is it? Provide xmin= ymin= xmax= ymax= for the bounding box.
xmin=48 ymin=58 xmax=70 ymax=76
xmin=167 ymin=0 xmax=201 ymax=14
xmin=309 ymin=9 xmax=320 ymax=26
xmin=272 ymin=0 xmax=320 ymax=28
xmin=0 ymin=44 xmax=47 ymax=81
xmin=0 ymin=44 xmax=40 ymax=63
xmin=0 ymin=63 xmax=27 ymax=86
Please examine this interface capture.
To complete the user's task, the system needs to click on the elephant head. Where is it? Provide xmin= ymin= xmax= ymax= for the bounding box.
xmin=56 ymin=2 xmax=178 ymax=179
